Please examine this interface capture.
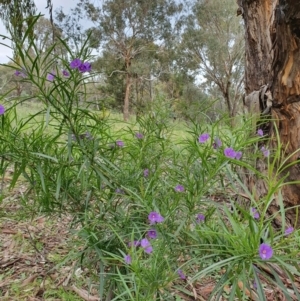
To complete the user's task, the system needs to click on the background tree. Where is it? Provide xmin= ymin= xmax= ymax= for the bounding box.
xmin=241 ymin=1 xmax=300 ymax=226
xmin=0 ymin=0 xmax=36 ymax=58
xmin=180 ymin=0 xmax=244 ymax=121
xmin=75 ymin=0 xmax=181 ymax=121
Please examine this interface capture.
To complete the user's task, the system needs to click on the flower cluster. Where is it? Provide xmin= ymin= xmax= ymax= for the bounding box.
xmin=198 ymin=133 xmax=242 ymax=159
xmin=124 ymin=211 xmax=164 ymax=264
xmin=70 ymin=58 xmax=92 ymax=73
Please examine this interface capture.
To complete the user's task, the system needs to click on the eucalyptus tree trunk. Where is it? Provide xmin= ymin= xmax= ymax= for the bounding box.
xmin=123 ymin=57 xmax=132 ymax=121
xmin=240 ymin=1 xmax=300 ymax=226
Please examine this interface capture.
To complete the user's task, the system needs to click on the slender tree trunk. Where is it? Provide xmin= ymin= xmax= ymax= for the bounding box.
xmin=123 ymin=58 xmax=132 ymax=121
xmin=123 ymin=73 xmax=131 ymax=121
xmin=241 ymin=0 xmax=300 ymax=226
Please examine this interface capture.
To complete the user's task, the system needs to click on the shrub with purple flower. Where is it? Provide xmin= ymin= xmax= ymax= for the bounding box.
xmin=261 ymin=146 xmax=270 ymax=157
xmin=196 ymin=214 xmax=205 ymax=223
xmin=128 ymin=240 xmax=140 ymax=247
xmin=177 ymin=270 xmax=186 ymax=280
xmin=198 ymin=133 xmax=210 ymax=143
xmin=135 ymin=132 xmax=144 ymax=139
xmin=235 ymin=151 xmax=242 ymax=160
xmin=14 ymin=70 xmax=22 ymax=76
xmin=62 ymin=70 xmax=70 ymax=77
xmin=257 ymin=129 xmax=263 ymax=137
xmin=259 ymin=243 xmax=273 ymax=260
xmin=148 ymin=211 xmax=164 ymax=224
xmin=143 ymin=169 xmax=149 ymax=177
xmin=124 ymin=254 xmax=131 ymax=264
xmin=174 ymin=184 xmax=184 ymax=192
xmin=213 ymin=137 xmax=222 ymax=149
xmin=224 ymin=147 xmax=242 ymax=159
xmin=47 ymin=73 xmax=55 ymax=81
xmin=285 ymin=226 xmax=294 ymax=236
xmin=148 ymin=229 xmax=157 ymax=239
xmin=251 ymin=208 xmax=260 ymax=219
xmin=70 ymin=58 xmax=82 ymax=69
xmin=141 ymin=238 xmax=153 ymax=254
xmin=83 ymin=62 xmax=92 ymax=72
xmin=14 ymin=69 xmax=27 ymax=77
xmin=224 ymin=147 xmax=236 ymax=159
xmin=0 ymin=104 xmax=5 ymax=115
xmin=116 ymin=140 xmax=124 ymax=147
xmin=115 ymin=188 xmax=125 ymax=194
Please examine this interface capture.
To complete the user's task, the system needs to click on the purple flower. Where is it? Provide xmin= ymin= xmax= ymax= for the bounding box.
xmin=175 ymin=185 xmax=184 ymax=192
xmin=78 ymin=62 xmax=92 ymax=73
xmin=143 ymin=169 xmax=149 ymax=177
xmin=78 ymin=63 xmax=87 ymax=73
xmin=213 ymin=137 xmax=222 ymax=149
xmin=253 ymin=280 xmax=257 ymax=290
xmin=257 ymin=129 xmax=263 ymax=137
xmin=259 ymin=243 xmax=273 ymax=260
xmin=62 ymin=69 xmax=70 ymax=77
xmin=251 ymin=208 xmax=260 ymax=219
xmin=70 ymin=58 xmax=82 ymax=69
xmin=148 ymin=229 xmax=157 ymax=239
xmin=47 ymin=73 xmax=55 ymax=81
xmin=135 ymin=132 xmax=143 ymax=139
xmin=224 ymin=147 xmax=236 ymax=159
xmin=285 ymin=226 xmax=294 ymax=236
xmin=116 ymin=140 xmax=124 ymax=147
xmin=0 ymin=104 xmax=5 ymax=115
xmin=261 ymin=146 xmax=270 ymax=157
xmin=178 ymin=270 xmax=186 ymax=280
xmin=198 ymin=133 xmax=210 ymax=143
xmin=14 ymin=69 xmax=26 ymax=77
xmin=84 ymin=131 xmax=93 ymax=140
xmin=124 ymin=254 xmax=131 ymax=264
xmin=144 ymin=246 xmax=153 ymax=254
xmin=115 ymin=188 xmax=125 ymax=194
xmin=141 ymin=238 xmax=153 ymax=253
xmin=196 ymin=214 xmax=205 ymax=223
xmin=148 ymin=211 xmax=164 ymax=224
xmin=128 ymin=240 xmax=140 ymax=247
xmin=235 ymin=151 xmax=242 ymax=160
xmin=83 ymin=62 xmax=92 ymax=72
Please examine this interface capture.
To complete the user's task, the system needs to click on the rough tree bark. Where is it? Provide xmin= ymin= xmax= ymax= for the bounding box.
xmin=240 ymin=0 xmax=300 ymax=226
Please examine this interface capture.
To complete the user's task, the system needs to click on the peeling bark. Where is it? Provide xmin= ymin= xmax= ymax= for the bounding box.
xmin=241 ymin=0 xmax=300 ymax=226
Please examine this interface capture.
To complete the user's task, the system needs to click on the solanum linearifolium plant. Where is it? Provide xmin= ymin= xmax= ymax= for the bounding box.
xmin=0 ymin=15 xmax=299 ymax=301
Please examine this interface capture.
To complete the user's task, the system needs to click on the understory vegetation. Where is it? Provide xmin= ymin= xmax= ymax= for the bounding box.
xmin=1 ymin=17 xmax=300 ymax=301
